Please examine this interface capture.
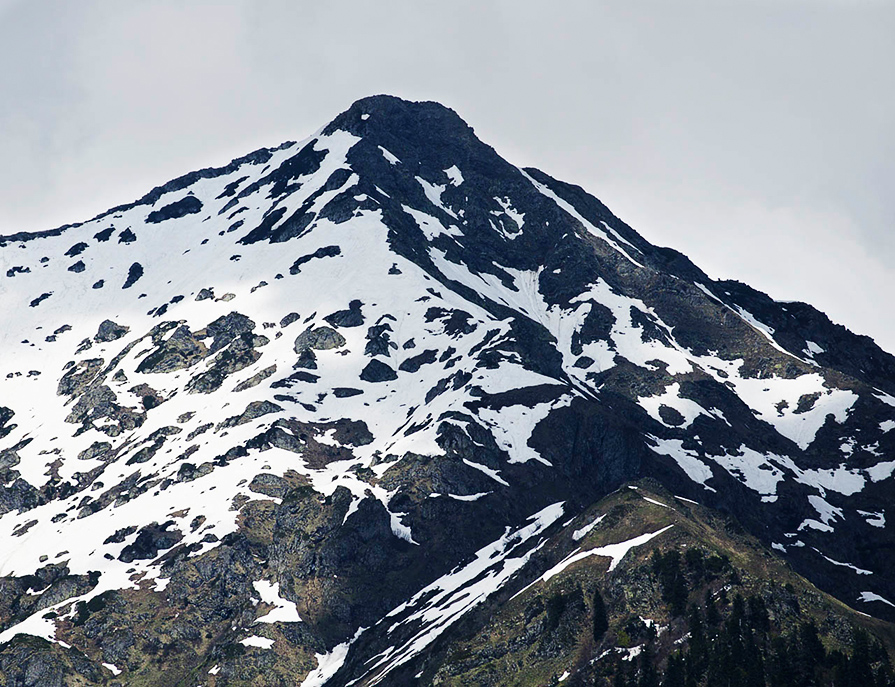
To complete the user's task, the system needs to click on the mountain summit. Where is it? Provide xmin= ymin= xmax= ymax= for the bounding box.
xmin=1 ymin=95 xmax=893 ymax=685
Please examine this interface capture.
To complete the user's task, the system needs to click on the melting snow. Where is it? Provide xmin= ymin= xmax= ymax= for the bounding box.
xmin=362 ymin=502 xmax=565 ymax=685
xmin=240 ymin=636 xmax=275 ymax=649
xmin=648 ymin=438 xmax=715 ymax=489
xmin=444 ymin=165 xmax=463 ymax=186
xmin=812 ymin=548 xmax=872 ymax=575
xmin=638 ymin=383 xmax=713 ymax=429
xmin=858 ymin=592 xmax=895 ymax=608
xmin=540 ymin=524 xmax=674 ymax=581
xmin=477 ymin=395 xmax=572 ymax=465
xmin=416 ymin=176 xmax=456 ymax=218
xmin=379 ymin=146 xmax=399 ymax=165
xmin=447 ymin=492 xmax=490 ymax=501
xmin=0 ymin=611 xmax=58 ymax=645
xmin=857 ymin=510 xmax=886 ymax=528
xmin=299 ymin=627 xmax=365 ymax=687
xmin=462 ymin=459 xmax=510 ymax=487
xmin=572 ymin=514 xmax=606 ymax=541
xmin=253 ymin=580 xmax=302 ymax=624
xmin=866 ymin=460 xmax=895 ymax=482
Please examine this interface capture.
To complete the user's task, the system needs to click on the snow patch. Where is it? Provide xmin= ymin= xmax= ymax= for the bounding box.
xmin=363 ymin=503 xmax=565 ymax=685
xmin=572 ymin=514 xmax=606 ymax=541
xmin=253 ymin=580 xmax=302 ymax=624
xmin=541 ymin=524 xmax=674 ymax=581
xmin=379 ymin=146 xmax=399 ymax=165
xmin=858 ymin=592 xmax=895 ymax=608
xmin=812 ymin=548 xmax=872 ymax=575
xmin=477 ymin=395 xmax=572 ymax=465
xmin=444 ymin=165 xmax=463 ymax=186
xmin=857 ymin=510 xmax=885 ymax=528
xmin=648 ymin=438 xmax=715 ymax=489
xmin=300 ymin=627 xmax=365 ymax=687
xmin=240 ymin=635 xmax=275 ymax=649
xmin=638 ymin=383 xmax=713 ymax=429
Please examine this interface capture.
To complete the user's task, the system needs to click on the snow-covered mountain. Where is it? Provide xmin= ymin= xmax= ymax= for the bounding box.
xmin=1 ymin=95 xmax=893 ymax=685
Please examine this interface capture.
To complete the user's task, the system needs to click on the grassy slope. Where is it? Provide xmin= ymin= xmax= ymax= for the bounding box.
xmin=416 ymin=480 xmax=895 ymax=686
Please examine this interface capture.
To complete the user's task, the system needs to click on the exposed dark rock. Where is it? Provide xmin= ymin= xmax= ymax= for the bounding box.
xmin=0 ymin=407 xmax=14 ymax=440
xmin=65 ymin=384 xmax=144 ymax=436
xmin=232 ymin=365 xmax=277 ymax=392
xmin=94 ymin=319 xmax=130 ymax=343
xmin=118 ymin=522 xmax=183 ymax=563
xmin=29 ymin=292 xmax=52 ymax=307
xmin=77 ymin=441 xmax=112 ymax=462
xmin=121 ymin=262 xmax=143 ymax=289
xmin=398 ymin=349 xmax=438 ymax=373
xmin=216 ymin=175 xmax=248 ymax=199
xmin=204 ymin=311 xmax=256 ymax=353
xmin=64 ymin=242 xmax=89 ymax=257
xmin=289 ymin=245 xmax=341 ymax=275
xmin=272 ymin=370 xmax=320 ymax=387
xmin=294 ymin=326 xmax=346 ymax=353
xmin=294 ymin=349 xmax=318 ymax=369
xmin=218 ymin=400 xmax=283 ymax=429
xmin=424 ymin=307 xmax=477 ymax=337
xmin=130 ymin=383 xmax=165 ymax=410
xmin=333 ymin=387 xmax=363 ymax=398
xmin=324 ymin=300 xmax=365 ymax=328
xmin=280 ymin=312 xmax=301 ymax=328
xmin=136 ymin=326 xmax=207 ymax=374
xmin=658 ymin=405 xmax=686 ymax=427
xmin=57 ymin=358 xmax=104 ymax=397
xmin=117 ymin=228 xmax=137 ymax=244
xmin=360 ymin=359 xmax=397 ymax=383
xmin=124 ymin=438 xmax=164 ymax=465
xmin=186 ymin=327 xmax=264 ymax=394
xmin=364 ymin=323 xmax=394 ymax=358
xmin=2 ymin=95 xmax=895 ymax=687
xmin=103 ymin=525 xmax=137 ymax=544
xmin=146 ymin=195 xmax=203 ymax=223
xmin=186 ymin=423 xmax=213 ymax=441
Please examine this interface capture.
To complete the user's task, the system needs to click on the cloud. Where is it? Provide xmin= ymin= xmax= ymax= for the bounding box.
xmin=0 ymin=0 xmax=892 ymax=351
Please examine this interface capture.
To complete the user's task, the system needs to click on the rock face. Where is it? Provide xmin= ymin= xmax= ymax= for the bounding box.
xmin=0 ymin=95 xmax=893 ymax=685
xmin=93 ymin=320 xmax=129 ymax=343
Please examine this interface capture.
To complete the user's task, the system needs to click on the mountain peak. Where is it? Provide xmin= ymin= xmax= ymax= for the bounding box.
xmin=0 ymin=96 xmax=893 ymax=685
xmin=323 ymin=94 xmax=475 ymax=140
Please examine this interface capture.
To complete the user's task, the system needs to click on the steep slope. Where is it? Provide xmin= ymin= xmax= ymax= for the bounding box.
xmin=0 ymin=95 xmax=893 ymax=685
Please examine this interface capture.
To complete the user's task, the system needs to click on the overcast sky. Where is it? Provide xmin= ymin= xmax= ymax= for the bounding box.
xmin=1 ymin=0 xmax=893 ymax=351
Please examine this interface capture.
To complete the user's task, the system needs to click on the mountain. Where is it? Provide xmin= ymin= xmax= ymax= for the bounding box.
xmin=0 ymin=94 xmax=893 ymax=686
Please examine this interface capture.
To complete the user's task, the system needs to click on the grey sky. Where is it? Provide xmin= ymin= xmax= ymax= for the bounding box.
xmin=2 ymin=0 xmax=893 ymax=351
